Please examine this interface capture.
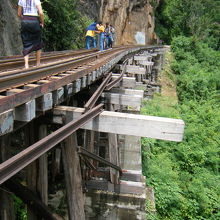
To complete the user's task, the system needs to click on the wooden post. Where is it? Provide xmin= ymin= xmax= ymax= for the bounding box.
xmin=0 ymin=134 xmax=15 ymax=220
xmin=108 ymin=104 xmax=120 ymax=184
xmin=62 ymin=132 xmax=85 ymax=220
xmin=37 ymin=124 xmax=48 ymax=205
xmin=26 ymin=122 xmax=38 ymax=220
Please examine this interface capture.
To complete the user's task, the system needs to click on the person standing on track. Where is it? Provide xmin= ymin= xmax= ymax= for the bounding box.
xmin=18 ymin=0 xmax=44 ymax=69
xmin=96 ymin=22 xmax=105 ymax=51
xmin=85 ymin=22 xmax=97 ymax=49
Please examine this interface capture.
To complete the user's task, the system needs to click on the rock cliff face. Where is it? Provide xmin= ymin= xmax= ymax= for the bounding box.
xmin=79 ymin=0 xmax=160 ymax=46
xmin=99 ymin=0 xmax=159 ymax=45
xmin=0 ymin=0 xmax=22 ymax=56
xmin=0 ymin=0 xmax=159 ymax=56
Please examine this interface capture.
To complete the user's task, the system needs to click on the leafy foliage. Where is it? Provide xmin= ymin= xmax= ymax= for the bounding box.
xmin=13 ymin=195 xmax=27 ymax=220
xmin=41 ymin=0 xmax=92 ymax=51
xmin=155 ymin=0 xmax=220 ymax=49
xmin=142 ymin=36 xmax=220 ymax=219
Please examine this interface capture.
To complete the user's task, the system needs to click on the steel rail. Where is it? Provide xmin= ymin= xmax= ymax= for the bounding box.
xmin=0 ymin=104 xmax=103 ymax=185
xmin=83 ymin=59 xmax=129 ymax=111
xmin=84 ymin=72 xmax=112 ymax=111
xmin=77 ymin=147 xmax=122 ymax=174
xmin=105 ymin=59 xmax=128 ymax=90
xmin=0 ymin=48 xmax=124 ymax=92
xmin=0 ymin=49 xmax=97 ymax=71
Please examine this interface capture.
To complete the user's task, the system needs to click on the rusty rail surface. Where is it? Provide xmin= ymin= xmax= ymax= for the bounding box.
xmin=105 ymin=58 xmax=128 ymax=90
xmin=0 ymin=104 xmax=103 ymax=185
xmin=84 ymin=72 xmax=112 ymax=111
xmin=0 ymin=47 xmax=125 ymax=92
xmin=0 ymin=49 xmax=97 ymax=71
xmin=0 ymin=47 xmax=132 ymax=114
xmin=78 ymin=147 xmax=122 ymax=174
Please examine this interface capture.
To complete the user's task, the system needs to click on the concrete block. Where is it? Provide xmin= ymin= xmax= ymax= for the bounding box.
xmin=14 ymin=100 xmax=36 ymax=122
xmin=119 ymin=180 xmax=145 ymax=195
xmin=36 ymin=93 xmax=53 ymax=111
xmin=73 ymin=79 xmax=81 ymax=93
xmin=52 ymin=87 xmax=64 ymax=105
xmin=0 ymin=109 xmax=14 ymax=136
xmin=81 ymin=76 xmax=87 ymax=88
xmin=64 ymin=83 xmax=73 ymax=97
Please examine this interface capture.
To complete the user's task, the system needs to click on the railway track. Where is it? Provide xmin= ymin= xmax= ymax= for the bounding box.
xmin=0 ymin=46 xmax=143 ymax=115
xmin=0 ymin=57 xmax=129 ymax=185
xmin=0 ymin=48 xmax=98 ymax=72
xmin=0 ymin=47 xmax=128 ymax=92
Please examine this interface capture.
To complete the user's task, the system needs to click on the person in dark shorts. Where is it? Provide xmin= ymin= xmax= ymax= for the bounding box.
xmin=18 ymin=0 xmax=44 ymax=69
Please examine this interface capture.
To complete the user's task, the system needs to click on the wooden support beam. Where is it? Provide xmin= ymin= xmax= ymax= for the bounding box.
xmin=111 ymin=75 xmax=136 ymax=88
xmin=125 ymin=65 xmax=146 ymax=75
xmin=102 ymin=92 xmax=142 ymax=108
xmin=62 ymin=133 xmax=85 ymax=220
xmin=108 ymin=104 xmax=119 ymax=184
xmin=37 ymin=124 xmax=48 ymax=205
xmin=139 ymin=61 xmax=154 ymax=66
xmin=0 ymin=134 xmax=15 ymax=220
xmin=134 ymin=56 xmax=152 ymax=61
xmin=53 ymin=107 xmax=185 ymax=142
xmin=109 ymin=88 xmax=144 ymax=97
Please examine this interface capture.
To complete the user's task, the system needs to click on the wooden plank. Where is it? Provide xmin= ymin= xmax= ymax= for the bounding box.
xmin=125 ymin=65 xmax=146 ymax=75
xmin=53 ymin=107 xmax=185 ymax=142
xmin=111 ymin=76 xmax=136 ymax=88
xmin=139 ymin=61 xmax=154 ymax=66
xmin=134 ymin=56 xmax=152 ymax=61
xmin=109 ymin=88 xmax=144 ymax=97
xmin=102 ymin=93 xmax=142 ymax=108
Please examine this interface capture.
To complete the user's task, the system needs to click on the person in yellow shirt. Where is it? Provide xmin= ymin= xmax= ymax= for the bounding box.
xmin=96 ymin=22 xmax=105 ymax=51
xmin=85 ymin=29 xmax=96 ymax=49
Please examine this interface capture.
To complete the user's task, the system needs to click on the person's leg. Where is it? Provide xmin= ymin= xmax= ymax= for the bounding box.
xmin=24 ymin=54 xmax=29 ymax=69
xmin=100 ymin=34 xmax=104 ymax=51
xmin=36 ymin=49 xmax=41 ymax=67
xmin=105 ymin=36 xmax=109 ymax=49
xmin=109 ymin=38 xmax=113 ymax=48
xmin=86 ymin=36 xmax=90 ymax=49
xmin=92 ymin=37 xmax=96 ymax=48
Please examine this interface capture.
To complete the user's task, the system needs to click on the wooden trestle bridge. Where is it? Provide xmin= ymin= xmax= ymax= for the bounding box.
xmin=0 ymin=46 xmax=184 ymax=220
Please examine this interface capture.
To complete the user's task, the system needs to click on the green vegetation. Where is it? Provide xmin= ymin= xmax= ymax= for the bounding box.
xmin=42 ymin=0 xmax=92 ymax=51
xmin=13 ymin=195 xmax=27 ymax=220
xmin=142 ymin=0 xmax=220 ymax=219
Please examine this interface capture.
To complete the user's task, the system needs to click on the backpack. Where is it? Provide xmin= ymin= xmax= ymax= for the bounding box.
xmin=86 ymin=22 xmax=97 ymax=31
